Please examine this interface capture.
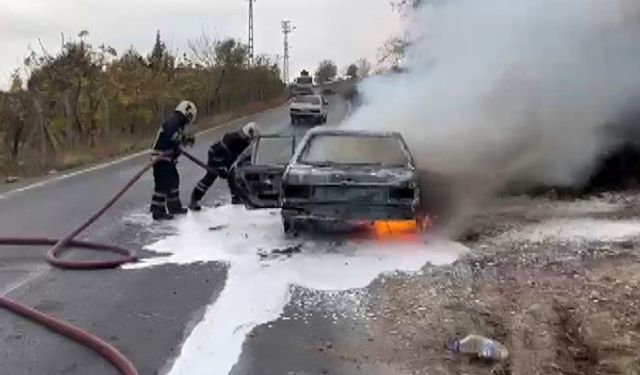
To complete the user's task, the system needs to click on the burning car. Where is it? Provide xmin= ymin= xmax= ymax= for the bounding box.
xmin=280 ymin=129 xmax=423 ymax=233
xmin=231 ymin=129 xmax=424 ymax=234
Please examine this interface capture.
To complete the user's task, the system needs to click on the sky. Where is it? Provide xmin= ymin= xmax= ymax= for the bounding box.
xmin=0 ymin=0 xmax=404 ymax=87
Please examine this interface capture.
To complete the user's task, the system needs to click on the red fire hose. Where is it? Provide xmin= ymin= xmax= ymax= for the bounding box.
xmin=0 ymin=154 xmax=177 ymax=375
xmin=0 ymin=72 xmax=228 ymax=374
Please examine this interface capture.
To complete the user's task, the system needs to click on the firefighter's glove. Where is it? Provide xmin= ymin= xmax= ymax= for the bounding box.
xmin=216 ymin=167 xmax=229 ymax=179
xmin=182 ymin=134 xmax=196 ymax=148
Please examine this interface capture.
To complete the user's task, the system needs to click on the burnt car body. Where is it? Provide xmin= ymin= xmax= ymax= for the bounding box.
xmin=280 ymin=129 xmax=422 ymax=231
xmin=230 ymin=134 xmax=296 ymax=209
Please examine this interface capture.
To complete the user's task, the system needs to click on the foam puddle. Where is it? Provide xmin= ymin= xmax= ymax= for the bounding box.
xmin=128 ymin=205 xmax=468 ymax=375
xmin=511 ymin=218 xmax=640 ymax=243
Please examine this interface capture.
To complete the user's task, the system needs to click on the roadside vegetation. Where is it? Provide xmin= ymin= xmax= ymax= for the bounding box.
xmin=0 ymin=30 xmax=285 ymax=179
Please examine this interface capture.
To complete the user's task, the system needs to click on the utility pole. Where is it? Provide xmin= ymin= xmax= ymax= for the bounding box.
xmin=281 ymin=20 xmax=294 ymax=83
xmin=248 ymin=0 xmax=255 ymax=65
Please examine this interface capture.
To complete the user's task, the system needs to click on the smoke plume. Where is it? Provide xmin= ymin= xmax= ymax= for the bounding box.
xmin=345 ymin=0 xmax=640 ymax=234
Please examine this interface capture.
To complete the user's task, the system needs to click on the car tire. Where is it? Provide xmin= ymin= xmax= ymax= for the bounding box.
xmin=282 ymin=217 xmax=298 ymax=237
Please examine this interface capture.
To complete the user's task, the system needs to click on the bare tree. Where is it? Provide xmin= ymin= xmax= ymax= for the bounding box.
xmin=356 ymin=58 xmax=372 ymax=78
xmin=187 ymin=30 xmax=218 ymax=69
xmin=378 ymin=36 xmax=408 ymax=68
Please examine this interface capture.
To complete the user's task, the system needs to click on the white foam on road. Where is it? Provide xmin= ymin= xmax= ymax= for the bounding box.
xmin=509 ymin=218 xmax=640 ymax=243
xmin=128 ymin=205 xmax=468 ymax=375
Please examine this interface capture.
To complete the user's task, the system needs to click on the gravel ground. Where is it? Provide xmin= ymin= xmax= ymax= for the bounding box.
xmin=327 ymin=192 xmax=640 ymax=374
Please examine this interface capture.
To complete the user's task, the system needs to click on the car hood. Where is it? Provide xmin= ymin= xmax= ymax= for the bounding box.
xmin=285 ymin=164 xmax=416 ymax=185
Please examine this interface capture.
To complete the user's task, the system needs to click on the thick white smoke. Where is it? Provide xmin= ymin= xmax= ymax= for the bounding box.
xmin=345 ymin=0 xmax=640 ymax=233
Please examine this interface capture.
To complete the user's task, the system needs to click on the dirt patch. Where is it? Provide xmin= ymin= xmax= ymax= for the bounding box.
xmin=365 ymin=250 xmax=640 ymax=374
xmin=332 ymin=193 xmax=640 ymax=374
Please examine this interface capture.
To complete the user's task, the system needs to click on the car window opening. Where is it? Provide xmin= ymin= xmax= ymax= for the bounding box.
xmin=295 ymin=96 xmax=321 ymax=105
xmin=299 ymin=135 xmax=409 ymax=167
xmin=255 ymin=137 xmax=294 ymax=165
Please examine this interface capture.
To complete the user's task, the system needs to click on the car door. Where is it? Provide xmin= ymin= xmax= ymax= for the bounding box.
xmin=231 ymin=134 xmax=296 ymax=209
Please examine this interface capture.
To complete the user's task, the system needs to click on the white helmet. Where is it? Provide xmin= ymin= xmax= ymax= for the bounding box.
xmin=242 ymin=122 xmax=261 ymax=139
xmin=175 ymin=100 xmax=197 ymax=124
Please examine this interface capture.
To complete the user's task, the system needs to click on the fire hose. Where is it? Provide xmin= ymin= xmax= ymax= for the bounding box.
xmin=0 ymin=149 xmax=214 ymax=375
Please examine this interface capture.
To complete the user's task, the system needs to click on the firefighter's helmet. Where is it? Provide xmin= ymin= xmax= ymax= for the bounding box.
xmin=175 ymin=100 xmax=198 ymax=124
xmin=242 ymin=122 xmax=261 ymax=139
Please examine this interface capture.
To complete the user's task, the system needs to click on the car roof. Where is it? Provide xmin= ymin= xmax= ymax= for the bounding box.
xmin=304 ymin=128 xmax=403 ymax=138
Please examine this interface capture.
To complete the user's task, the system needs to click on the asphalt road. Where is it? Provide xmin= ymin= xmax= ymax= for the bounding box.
xmin=0 ymin=95 xmax=351 ymax=375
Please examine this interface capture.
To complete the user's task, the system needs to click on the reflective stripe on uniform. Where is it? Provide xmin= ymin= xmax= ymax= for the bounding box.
xmin=152 ymin=192 xmax=167 ymax=206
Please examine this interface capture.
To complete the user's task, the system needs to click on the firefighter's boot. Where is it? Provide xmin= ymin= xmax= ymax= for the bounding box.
xmin=231 ymin=194 xmax=242 ymax=205
xmin=189 ymin=188 xmax=203 ymax=211
xmin=189 ymin=201 xmax=202 ymax=212
xmin=151 ymin=207 xmax=174 ymax=221
xmin=167 ymin=188 xmax=188 ymax=215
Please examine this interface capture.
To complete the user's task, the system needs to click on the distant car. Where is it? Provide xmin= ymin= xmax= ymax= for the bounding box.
xmin=230 ymin=134 xmax=296 ymax=209
xmin=280 ymin=129 xmax=423 ymax=233
xmin=321 ymin=88 xmax=336 ymax=96
xmin=295 ymin=74 xmax=314 ymax=87
xmin=289 ymin=95 xmax=328 ymax=125
xmin=290 ymin=86 xmax=314 ymax=97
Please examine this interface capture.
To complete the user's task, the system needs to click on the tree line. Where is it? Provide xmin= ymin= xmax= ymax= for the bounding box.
xmin=0 ymin=30 xmax=284 ymax=176
xmin=312 ymin=58 xmax=372 ymax=84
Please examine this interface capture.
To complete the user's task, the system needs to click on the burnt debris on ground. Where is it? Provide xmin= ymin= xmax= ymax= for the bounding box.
xmin=258 ymin=244 xmax=303 ymax=260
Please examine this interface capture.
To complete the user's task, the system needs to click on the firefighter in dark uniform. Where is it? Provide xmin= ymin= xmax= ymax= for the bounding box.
xmin=189 ymin=122 xmax=261 ymax=211
xmin=150 ymin=100 xmax=197 ymax=220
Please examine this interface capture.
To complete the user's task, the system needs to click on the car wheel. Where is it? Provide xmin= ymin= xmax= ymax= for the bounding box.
xmin=282 ymin=217 xmax=299 ymax=237
xmin=416 ymin=214 xmax=432 ymax=232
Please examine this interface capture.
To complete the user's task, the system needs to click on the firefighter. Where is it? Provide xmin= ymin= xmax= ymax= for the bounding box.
xmin=189 ymin=122 xmax=261 ymax=211
xmin=150 ymin=100 xmax=197 ymax=220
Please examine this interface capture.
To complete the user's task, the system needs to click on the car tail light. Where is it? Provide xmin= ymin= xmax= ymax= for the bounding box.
xmin=390 ymin=187 xmax=415 ymax=200
xmin=284 ymin=185 xmax=311 ymax=198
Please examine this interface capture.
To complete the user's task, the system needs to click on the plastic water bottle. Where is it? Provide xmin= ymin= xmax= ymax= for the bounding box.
xmin=448 ymin=334 xmax=509 ymax=361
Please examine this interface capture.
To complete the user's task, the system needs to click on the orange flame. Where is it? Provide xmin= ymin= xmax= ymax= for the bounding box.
xmin=372 ymin=220 xmax=426 ymax=240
